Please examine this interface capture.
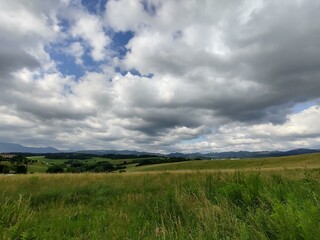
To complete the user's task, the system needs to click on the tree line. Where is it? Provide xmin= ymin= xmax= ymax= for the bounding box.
xmin=46 ymin=160 xmax=126 ymax=173
xmin=0 ymin=155 xmax=30 ymax=174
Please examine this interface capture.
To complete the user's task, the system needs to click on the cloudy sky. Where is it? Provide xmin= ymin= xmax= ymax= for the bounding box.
xmin=0 ymin=0 xmax=320 ymax=153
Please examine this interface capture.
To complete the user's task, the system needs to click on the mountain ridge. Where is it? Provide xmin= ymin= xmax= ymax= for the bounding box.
xmin=0 ymin=142 xmax=60 ymax=154
xmin=0 ymin=142 xmax=319 ymax=158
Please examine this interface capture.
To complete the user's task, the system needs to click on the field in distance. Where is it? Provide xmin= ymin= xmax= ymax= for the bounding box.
xmin=27 ymin=153 xmax=320 ymax=173
xmin=26 ymin=155 xmax=159 ymax=173
xmin=129 ymin=153 xmax=320 ymax=172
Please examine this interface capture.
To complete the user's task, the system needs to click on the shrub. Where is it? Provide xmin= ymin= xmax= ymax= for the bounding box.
xmin=15 ymin=165 xmax=27 ymax=174
xmin=0 ymin=164 xmax=10 ymax=174
xmin=46 ymin=165 xmax=64 ymax=173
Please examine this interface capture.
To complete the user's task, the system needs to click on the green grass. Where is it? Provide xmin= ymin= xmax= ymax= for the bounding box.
xmin=26 ymin=153 xmax=320 ymax=174
xmin=26 ymin=156 xmax=158 ymax=173
xmin=28 ymin=156 xmax=160 ymax=165
xmin=27 ymin=156 xmax=116 ymax=173
xmin=28 ymin=156 xmax=69 ymax=164
xmin=27 ymin=164 xmax=47 ymax=173
xmin=89 ymin=157 xmax=137 ymax=165
xmin=0 ymin=169 xmax=320 ymax=239
xmin=130 ymin=153 xmax=320 ymax=172
xmin=8 ymin=153 xmax=318 ymax=238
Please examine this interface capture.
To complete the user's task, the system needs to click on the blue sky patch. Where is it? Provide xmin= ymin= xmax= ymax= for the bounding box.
xmin=181 ymin=135 xmax=206 ymax=145
xmin=110 ymin=31 xmax=134 ymax=59
xmin=292 ymin=100 xmax=320 ymax=113
xmin=46 ymin=41 xmax=86 ymax=79
xmin=81 ymin=0 xmax=108 ymax=15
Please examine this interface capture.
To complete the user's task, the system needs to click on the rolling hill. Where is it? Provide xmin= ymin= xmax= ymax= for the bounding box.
xmin=0 ymin=142 xmax=59 ymax=153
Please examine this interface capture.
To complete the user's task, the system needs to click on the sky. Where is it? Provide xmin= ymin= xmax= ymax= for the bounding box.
xmin=1 ymin=0 xmax=320 ymax=153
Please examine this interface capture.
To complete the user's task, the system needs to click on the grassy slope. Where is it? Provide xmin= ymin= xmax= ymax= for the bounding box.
xmin=0 ymin=170 xmax=320 ymax=239
xmin=26 ymin=153 xmax=320 ymax=173
xmin=130 ymin=153 xmax=320 ymax=172
xmin=28 ymin=156 xmax=111 ymax=164
xmin=27 ymin=156 xmax=119 ymax=173
xmin=28 ymin=156 xmax=160 ymax=164
xmin=26 ymin=156 xmax=162 ymax=173
xmin=27 ymin=164 xmax=47 ymax=173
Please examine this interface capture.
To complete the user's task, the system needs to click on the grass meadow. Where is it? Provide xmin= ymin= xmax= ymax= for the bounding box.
xmin=26 ymin=156 xmax=155 ymax=173
xmin=128 ymin=153 xmax=320 ymax=172
xmin=1 ymin=154 xmax=320 ymax=239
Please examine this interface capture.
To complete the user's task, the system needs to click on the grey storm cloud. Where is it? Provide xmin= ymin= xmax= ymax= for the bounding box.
xmin=0 ymin=46 xmax=39 ymax=77
xmin=120 ymin=0 xmax=320 ymax=124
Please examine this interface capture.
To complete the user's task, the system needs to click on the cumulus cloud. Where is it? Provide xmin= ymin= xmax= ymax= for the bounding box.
xmin=0 ymin=0 xmax=320 ymax=152
xmin=113 ymin=0 xmax=320 ymax=122
xmin=105 ymin=0 xmax=150 ymax=32
xmin=70 ymin=11 xmax=111 ymax=61
xmin=67 ymin=42 xmax=85 ymax=65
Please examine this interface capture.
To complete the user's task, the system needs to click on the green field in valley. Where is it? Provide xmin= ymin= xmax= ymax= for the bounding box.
xmin=129 ymin=153 xmax=320 ymax=172
xmin=1 ymin=154 xmax=319 ymax=239
xmin=26 ymin=155 xmax=161 ymax=173
xmin=26 ymin=153 xmax=320 ymax=174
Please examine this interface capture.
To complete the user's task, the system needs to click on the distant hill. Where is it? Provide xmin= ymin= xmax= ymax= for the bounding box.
xmin=275 ymin=148 xmax=320 ymax=156
xmin=0 ymin=142 xmax=60 ymax=153
xmin=0 ymin=141 xmax=319 ymax=158
xmin=77 ymin=149 xmax=160 ymax=156
xmin=167 ymin=149 xmax=320 ymax=159
xmin=81 ymin=149 xmax=320 ymax=159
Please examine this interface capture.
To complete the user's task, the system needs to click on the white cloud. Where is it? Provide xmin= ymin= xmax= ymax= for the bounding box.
xmin=67 ymin=42 xmax=85 ymax=65
xmin=0 ymin=0 xmax=320 ymax=152
xmin=70 ymin=11 xmax=110 ymax=61
xmin=105 ymin=0 xmax=150 ymax=32
xmin=174 ymin=106 xmax=320 ymax=153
